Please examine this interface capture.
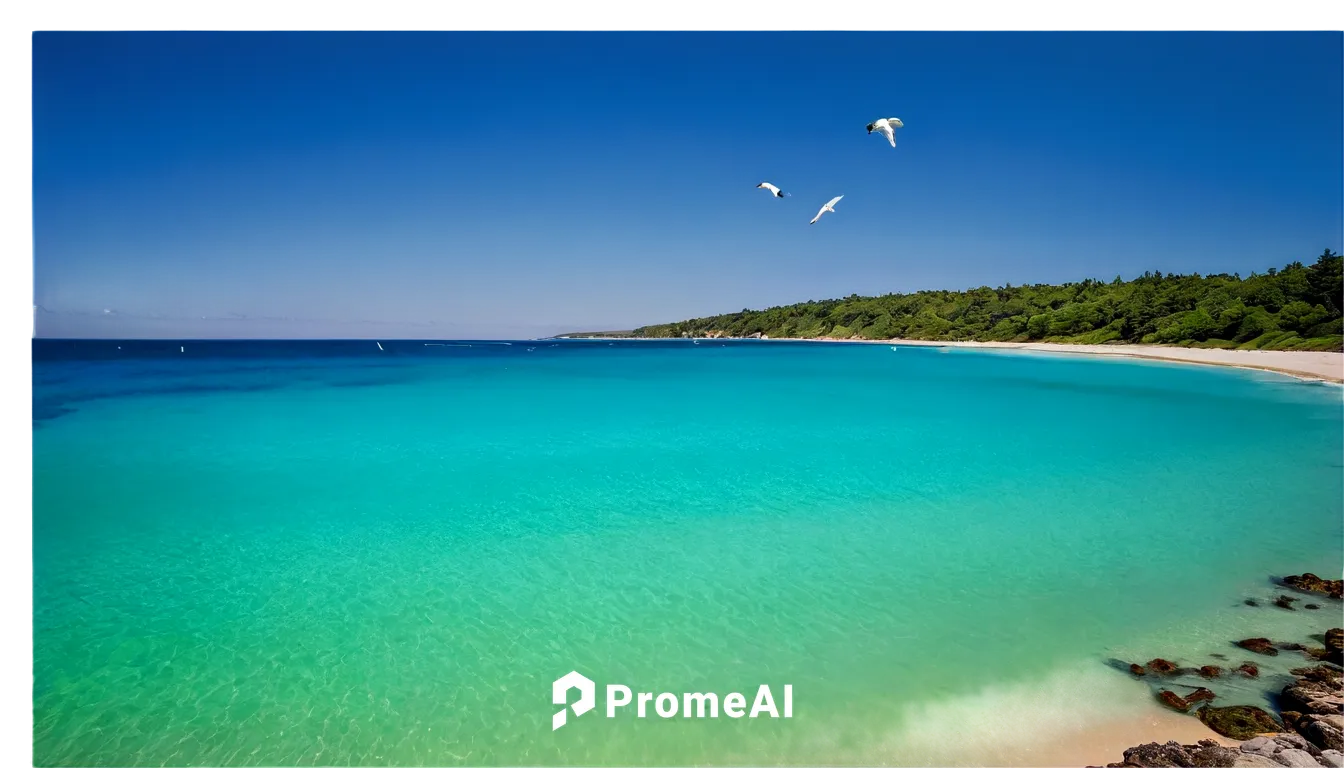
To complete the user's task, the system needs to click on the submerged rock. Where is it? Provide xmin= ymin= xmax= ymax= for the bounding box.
xmin=1247 ymin=598 xmax=1262 ymax=607
xmin=1200 ymin=665 xmax=1223 ymax=678
xmin=1307 ymin=604 xmax=1322 ymax=611
xmin=1132 ymin=663 xmax=1148 ymax=676
xmin=1238 ymin=638 xmax=1281 ymax=656
xmin=1185 ymin=687 xmax=1216 ymax=704
xmin=1238 ymin=662 xmax=1262 ymax=678
xmin=1148 ymin=658 xmax=1182 ymax=675
xmin=1277 ymin=595 xmax=1301 ymax=611
xmin=1282 ymin=574 xmax=1344 ymax=600
xmin=1158 ymin=690 xmax=1191 ymax=712
xmin=1196 ymin=704 xmax=1282 ymax=739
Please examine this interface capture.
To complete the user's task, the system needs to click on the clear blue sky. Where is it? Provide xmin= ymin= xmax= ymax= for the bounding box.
xmin=33 ymin=32 xmax=1343 ymax=339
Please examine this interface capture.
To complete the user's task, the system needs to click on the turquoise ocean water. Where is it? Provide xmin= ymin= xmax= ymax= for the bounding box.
xmin=32 ymin=340 xmax=1344 ymax=766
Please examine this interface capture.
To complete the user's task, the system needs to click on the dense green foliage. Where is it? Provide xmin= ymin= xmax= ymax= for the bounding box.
xmin=633 ymin=250 xmax=1344 ymax=351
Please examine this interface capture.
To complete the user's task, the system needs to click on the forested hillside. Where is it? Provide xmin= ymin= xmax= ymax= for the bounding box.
xmin=633 ymin=250 xmax=1343 ymax=351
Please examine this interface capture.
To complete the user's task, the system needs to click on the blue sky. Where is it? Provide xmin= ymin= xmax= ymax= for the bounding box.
xmin=33 ymin=32 xmax=1343 ymax=339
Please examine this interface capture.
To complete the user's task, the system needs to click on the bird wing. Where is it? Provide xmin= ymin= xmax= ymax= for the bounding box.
xmin=888 ymin=118 xmax=903 ymax=127
xmin=827 ymin=195 xmax=844 ymax=208
xmin=809 ymin=207 xmax=825 ymax=224
xmin=760 ymin=183 xmax=779 ymax=193
xmin=886 ymin=130 xmax=896 ymax=148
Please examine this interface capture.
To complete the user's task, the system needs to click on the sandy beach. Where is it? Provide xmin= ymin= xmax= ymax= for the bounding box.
xmin=1004 ymin=709 xmax=1238 ymax=767
xmin=877 ymin=672 xmax=1242 ymax=767
xmin=778 ymin=338 xmax=1344 ymax=383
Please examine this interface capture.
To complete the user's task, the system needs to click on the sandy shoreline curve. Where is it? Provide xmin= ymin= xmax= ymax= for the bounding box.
xmin=775 ymin=338 xmax=1344 ymax=383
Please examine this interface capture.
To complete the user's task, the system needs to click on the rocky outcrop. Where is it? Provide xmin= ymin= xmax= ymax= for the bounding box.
xmin=1281 ymin=664 xmax=1343 ymax=718
xmin=1096 ymin=738 xmax=1338 ymax=767
xmin=1234 ymin=734 xmax=1344 ymax=767
xmin=1101 ymin=739 xmax=1238 ymax=766
xmin=1280 ymin=664 xmax=1344 ymax=754
xmin=1281 ymin=574 xmax=1344 ymax=601
xmin=1102 ymin=577 xmax=1340 ymax=767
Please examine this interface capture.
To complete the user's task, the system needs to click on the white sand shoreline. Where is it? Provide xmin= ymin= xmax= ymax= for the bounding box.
xmin=769 ymin=337 xmax=1344 ymax=384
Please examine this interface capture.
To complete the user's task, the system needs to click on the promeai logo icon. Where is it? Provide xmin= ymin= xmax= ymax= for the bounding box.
xmin=552 ymin=671 xmax=596 ymax=730
xmin=551 ymin=671 xmax=792 ymax=731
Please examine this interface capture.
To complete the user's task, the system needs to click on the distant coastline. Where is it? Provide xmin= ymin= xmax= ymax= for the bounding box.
xmin=620 ymin=252 xmax=1344 ymax=354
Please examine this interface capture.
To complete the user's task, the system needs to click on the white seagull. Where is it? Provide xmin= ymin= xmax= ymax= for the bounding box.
xmin=756 ymin=182 xmax=789 ymax=198
xmin=866 ymin=117 xmax=904 ymax=148
xmin=809 ymin=195 xmax=844 ymax=225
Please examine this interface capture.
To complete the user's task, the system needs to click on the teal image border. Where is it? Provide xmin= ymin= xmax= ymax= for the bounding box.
xmin=5 ymin=7 xmax=1338 ymax=768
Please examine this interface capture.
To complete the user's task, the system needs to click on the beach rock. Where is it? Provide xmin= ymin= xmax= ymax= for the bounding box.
xmin=1241 ymin=737 xmax=1280 ymax=757
xmin=1282 ymin=574 xmax=1343 ymax=601
xmin=1299 ymin=715 xmax=1344 ymax=752
xmin=1232 ymin=756 xmax=1283 ymax=767
xmin=1118 ymin=739 xmax=1241 ymax=767
xmin=1238 ymin=662 xmax=1262 ymax=678
xmin=1277 ymin=595 xmax=1300 ymax=611
xmin=1239 ymin=638 xmax=1281 ymax=656
xmin=1196 ymin=705 xmax=1283 ymax=739
xmin=1323 ymin=629 xmax=1344 ymax=665
xmin=1239 ymin=734 xmax=1335 ymax=766
xmin=1159 ymin=690 xmax=1192 ymax=712
xmin=1149 ymin=658 xmax=1182 ymax=675
xmin=1274 ymin=749 xmax=1321 ymax=767
xmin=1319 ymin=750 xmax=1343 ymax=767
xmin=1201 ymin=665 xmax=1224 ymax=678
xmin=1273 ymin=732 xmax=1320 ymax=754
xmin=1132 ymin=663 xmax=1149 ymax=676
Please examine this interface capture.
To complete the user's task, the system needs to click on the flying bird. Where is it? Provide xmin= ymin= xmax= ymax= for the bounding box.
xmin=866 ymin=117 xmax=904 ymax=148
xmin=809 ymin=195 xmax=844 ymax=225
xmin=756 ymin=182 xmax=789 ymax=198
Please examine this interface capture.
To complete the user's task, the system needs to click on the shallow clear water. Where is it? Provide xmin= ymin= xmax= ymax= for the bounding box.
xmin=32 ymin=339 xmax=1344 ymax=766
